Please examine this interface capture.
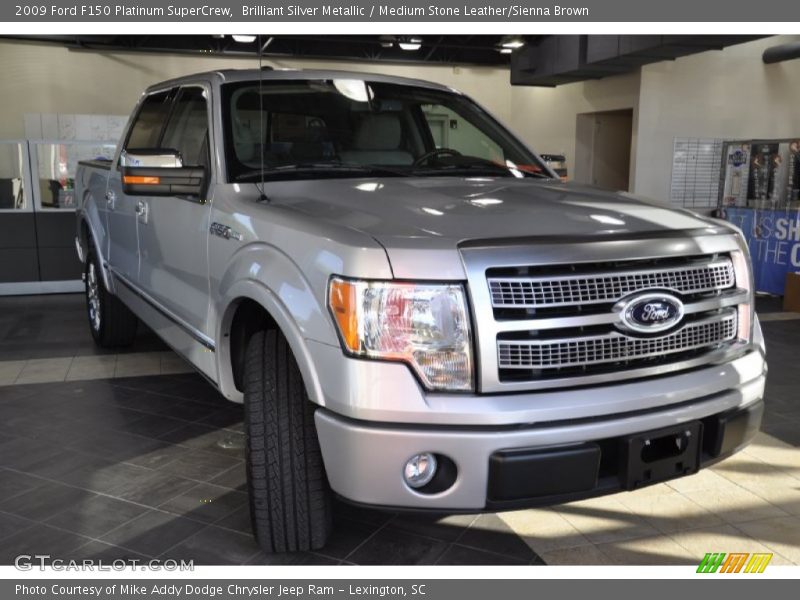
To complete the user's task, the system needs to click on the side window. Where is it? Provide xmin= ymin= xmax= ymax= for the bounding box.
xmin=125 ymin=91 xmax=172 ymax=149
xmin=161 ymin=87 xmax=210 ymax=167
xmin=420 ymin=104 xmax=504 ymax=163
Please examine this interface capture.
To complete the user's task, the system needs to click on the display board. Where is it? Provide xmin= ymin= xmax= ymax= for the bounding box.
xmin=669 ymin=137 xmax=724 ymax=209
xmin=718 ymin=138 xmax=800 ymax=296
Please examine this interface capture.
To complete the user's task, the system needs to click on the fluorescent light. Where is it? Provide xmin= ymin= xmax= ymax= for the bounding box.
xmin=501 ymin=38 xmax=525 ymax=49
xmin=499 ymin=48 xmax=513 ymax=54
xmin=399 ymin=38 xmax=422 ymax=51
xmin=232 ymin=35 xmax=256 ymax=43
xmin=422 ymin=207 xmax=444 ymax=216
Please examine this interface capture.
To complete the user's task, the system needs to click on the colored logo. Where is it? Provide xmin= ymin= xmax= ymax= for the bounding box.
xmin=697 ymin=552 xmax=773 ymax=573
xmin=617 ymin=293 xmax=684 ymax=334
xmin=730 ymin=149 xmax=747 ymax=167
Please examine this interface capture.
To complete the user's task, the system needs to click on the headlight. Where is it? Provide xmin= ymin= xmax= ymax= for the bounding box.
xmin=730 ymin=245 xmax=754 ymax=344
xmin=327 ymin=277 xmax=473 ymax=391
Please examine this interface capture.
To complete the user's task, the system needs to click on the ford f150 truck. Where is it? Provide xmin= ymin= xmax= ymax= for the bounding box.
xmin=75 ymin=68 xmax=767 ymax=554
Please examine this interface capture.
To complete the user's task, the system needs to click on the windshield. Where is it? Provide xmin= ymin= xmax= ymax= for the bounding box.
xmin=221 ymin=79 xmax=549 ymax=182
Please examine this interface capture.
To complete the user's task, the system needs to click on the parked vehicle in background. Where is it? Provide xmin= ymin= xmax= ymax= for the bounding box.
xmin=75 ymin=69 xmax=767 ymax=553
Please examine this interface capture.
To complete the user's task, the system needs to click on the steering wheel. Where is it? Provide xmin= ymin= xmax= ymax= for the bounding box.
xmin=413 ymin=147 xmax=463 ymax=166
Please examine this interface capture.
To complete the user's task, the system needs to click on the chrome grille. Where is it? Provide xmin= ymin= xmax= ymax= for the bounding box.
xmin=498 ymin=310 xmax=737 ymax=370
xmin=488 ymin=257 xmax=734 ymax=308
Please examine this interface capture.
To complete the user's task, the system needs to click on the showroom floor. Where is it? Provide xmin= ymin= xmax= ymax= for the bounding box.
xmin=0 ymin=294 xmax=798 ymax=566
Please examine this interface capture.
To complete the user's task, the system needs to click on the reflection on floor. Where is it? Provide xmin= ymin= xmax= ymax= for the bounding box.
xmin=0 ymin=294 xmax=797 ymax=565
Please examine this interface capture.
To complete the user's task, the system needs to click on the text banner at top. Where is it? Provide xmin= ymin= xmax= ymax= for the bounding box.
xmin=5 ymin=0 xmax=800 ymax=22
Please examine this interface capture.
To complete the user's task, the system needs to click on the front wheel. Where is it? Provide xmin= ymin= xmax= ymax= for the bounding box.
xmin=85 ymin=250 xmax=138 ymax=347
xmin=244 ymin=329 xmax=332 ymax=553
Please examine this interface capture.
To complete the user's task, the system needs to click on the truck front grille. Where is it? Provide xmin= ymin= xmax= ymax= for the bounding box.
xmin=488 ymin=256 xmax=734 ymax=309
xmin=460 ymin=243 xmax=750 ymax=392
xmin=498 ymin=310 xmax=737 ymax=373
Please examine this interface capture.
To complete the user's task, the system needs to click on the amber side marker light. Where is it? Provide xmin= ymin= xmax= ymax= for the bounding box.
xmin=123 ymin=175 xmax=160 ymax=185
xmin=328 ymin=278 xmax=359 ymax=351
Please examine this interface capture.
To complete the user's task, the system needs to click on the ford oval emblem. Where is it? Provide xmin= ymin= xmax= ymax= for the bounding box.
xmin=617 ymin=293 xmax=684 ymax=334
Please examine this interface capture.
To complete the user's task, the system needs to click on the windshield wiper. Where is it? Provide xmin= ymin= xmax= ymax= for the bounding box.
xmin=235 ymin=162 xmax=408 ymax=182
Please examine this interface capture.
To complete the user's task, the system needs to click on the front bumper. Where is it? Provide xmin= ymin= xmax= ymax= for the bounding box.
xmin=314 ymin=351 xmax=766 ymax=510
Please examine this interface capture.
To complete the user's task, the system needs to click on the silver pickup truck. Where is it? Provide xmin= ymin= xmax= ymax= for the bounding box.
xmin=75 ymin=68 xmax=767 ymax=554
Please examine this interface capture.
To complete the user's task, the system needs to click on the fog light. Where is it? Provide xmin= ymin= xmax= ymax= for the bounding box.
xmin=404 ymin=453 xmax=437 ymax=489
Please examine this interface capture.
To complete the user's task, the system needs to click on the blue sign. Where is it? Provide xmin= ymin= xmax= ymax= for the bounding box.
xmin=725 ymin=207 xmax=800 ymax=295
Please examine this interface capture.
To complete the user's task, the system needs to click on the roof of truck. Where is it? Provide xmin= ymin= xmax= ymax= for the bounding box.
xmin=145 ymin=68 xmax=458 ymax=94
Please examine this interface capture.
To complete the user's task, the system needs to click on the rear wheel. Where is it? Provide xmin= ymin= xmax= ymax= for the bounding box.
xmin=244 ymin=329 xmax=332 ymax=553
xmin=85 ymin=250 xmax=138 ymax=347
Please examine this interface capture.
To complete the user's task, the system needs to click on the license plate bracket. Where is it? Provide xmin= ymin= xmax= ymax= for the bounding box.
xmin=622 ymin=421 xmax=702 ymax=490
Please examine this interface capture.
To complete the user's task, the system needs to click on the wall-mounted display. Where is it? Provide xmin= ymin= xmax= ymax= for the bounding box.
xmin=718 ymin=138 xmax=800 ymax=295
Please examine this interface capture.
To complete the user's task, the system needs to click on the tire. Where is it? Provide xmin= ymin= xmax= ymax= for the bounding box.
xmin=85 ymin=249 xmax=138 ymax=348
xmin=244 ymin=329 xmax=332 ymax=553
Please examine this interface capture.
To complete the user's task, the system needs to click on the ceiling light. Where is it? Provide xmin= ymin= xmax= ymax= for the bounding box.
xmin=422 ymin=207 xmax=444 ymax=216
xmin=499 ymin=48 xmax=513 ymax=54
xmin=399 ymin=38 xmax=422 ymax=51
xmin=232 ymin=35 xmax=256 ymax=43
xmin=500 ymin=37 xmax=525 ymax=50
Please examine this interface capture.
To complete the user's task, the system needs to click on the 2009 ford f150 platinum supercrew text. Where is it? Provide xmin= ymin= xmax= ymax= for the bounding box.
xmin=75 ymin=69 xmax=767 ymax=553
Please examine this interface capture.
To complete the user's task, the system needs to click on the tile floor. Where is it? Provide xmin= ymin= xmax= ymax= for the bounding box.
xmin=0 ymin=294 xmax=797 ymax=565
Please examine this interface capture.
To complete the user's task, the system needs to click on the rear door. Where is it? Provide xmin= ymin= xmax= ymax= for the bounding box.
xmin=135 ymin=85 xmax=214 ymax=340
xmin=108 ymin=90 xmax=173 ymax=281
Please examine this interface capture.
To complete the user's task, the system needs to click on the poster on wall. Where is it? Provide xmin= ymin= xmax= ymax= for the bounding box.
xmin=721 ymin=139 xmax=800 ymax=208
xmin=720 ymin=143 xmax=751 ymax=207
xmin=725 ymin=207 xmax=800 ymax=295
xmin=719 ymin=138 xmax=800 ymax=294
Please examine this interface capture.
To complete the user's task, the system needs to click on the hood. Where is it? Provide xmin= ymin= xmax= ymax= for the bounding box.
xmin=264 ymin=177 xmax=719 ymax=249
xmin=259 ymin=177 xmax=727 ymax=279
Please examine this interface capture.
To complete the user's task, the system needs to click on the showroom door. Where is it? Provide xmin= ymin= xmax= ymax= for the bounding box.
xmin=575 ymin=109 xmax=633 ymax=191
xmin=135 ymin=85 xmax=214 ymax=338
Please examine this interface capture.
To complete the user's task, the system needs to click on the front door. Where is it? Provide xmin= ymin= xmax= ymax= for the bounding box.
xmin=108 ymin=90 xmax=173 ymax=282
xmin=135 ymin=85 xmax=214 ymax=341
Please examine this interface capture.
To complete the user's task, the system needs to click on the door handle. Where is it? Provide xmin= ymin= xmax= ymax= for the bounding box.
xmin=105 ymin=190 xmax=116 ymax=210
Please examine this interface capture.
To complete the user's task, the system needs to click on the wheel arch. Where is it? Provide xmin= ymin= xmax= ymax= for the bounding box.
xmin=216 ymin=280 xmax=326 ymax=407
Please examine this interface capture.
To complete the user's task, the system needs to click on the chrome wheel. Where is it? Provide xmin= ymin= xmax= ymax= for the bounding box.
xmin=87 ymin=262 xmax=101 ymax=332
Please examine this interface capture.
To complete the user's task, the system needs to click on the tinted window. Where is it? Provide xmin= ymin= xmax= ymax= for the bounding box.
xmin=161 ymin=87 xmax=210 ymax=167
xmin=221 ymin=80 xmax=547 ymax=182
xmin=126 ymin=91 xmax=172 ymax=149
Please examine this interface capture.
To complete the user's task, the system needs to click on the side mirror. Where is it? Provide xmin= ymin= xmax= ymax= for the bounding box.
xmin=120 ymin=149 xmax=206 ymax=197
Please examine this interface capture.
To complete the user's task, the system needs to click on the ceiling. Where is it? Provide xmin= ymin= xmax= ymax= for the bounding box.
xmin=1 ymin=34 xmax=527 ymax=66
xmin=1 ymin=35 xmax=769 ymax=85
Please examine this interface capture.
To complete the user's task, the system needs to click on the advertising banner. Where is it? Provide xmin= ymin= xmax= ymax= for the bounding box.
xmin=725 ymin=207 xmax=800 ymax=294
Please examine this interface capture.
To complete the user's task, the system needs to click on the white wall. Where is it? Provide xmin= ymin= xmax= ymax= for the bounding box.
xmin=509 ymin=71 xmax=641 ymax=189
xmin=633 ymin=35 xmax=800 ymax=201
xmin=0 ymin=40 xmax=512 ymax=139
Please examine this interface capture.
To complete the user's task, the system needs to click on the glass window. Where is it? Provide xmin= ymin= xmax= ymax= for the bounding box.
xmin=161 ymin=87 xmax=210 ymax=167
xmin=221 ymin=80 xmax=547 ymax=182
xmin=0 ymin=142 xmax=28 ymax=210
xmin=35 ymin=142 xmax=116 ymax=210
xmin=421 ymin=104 xmax=504 ymax=163
xmin=125 ymin=91 xmax=172 ymax=150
